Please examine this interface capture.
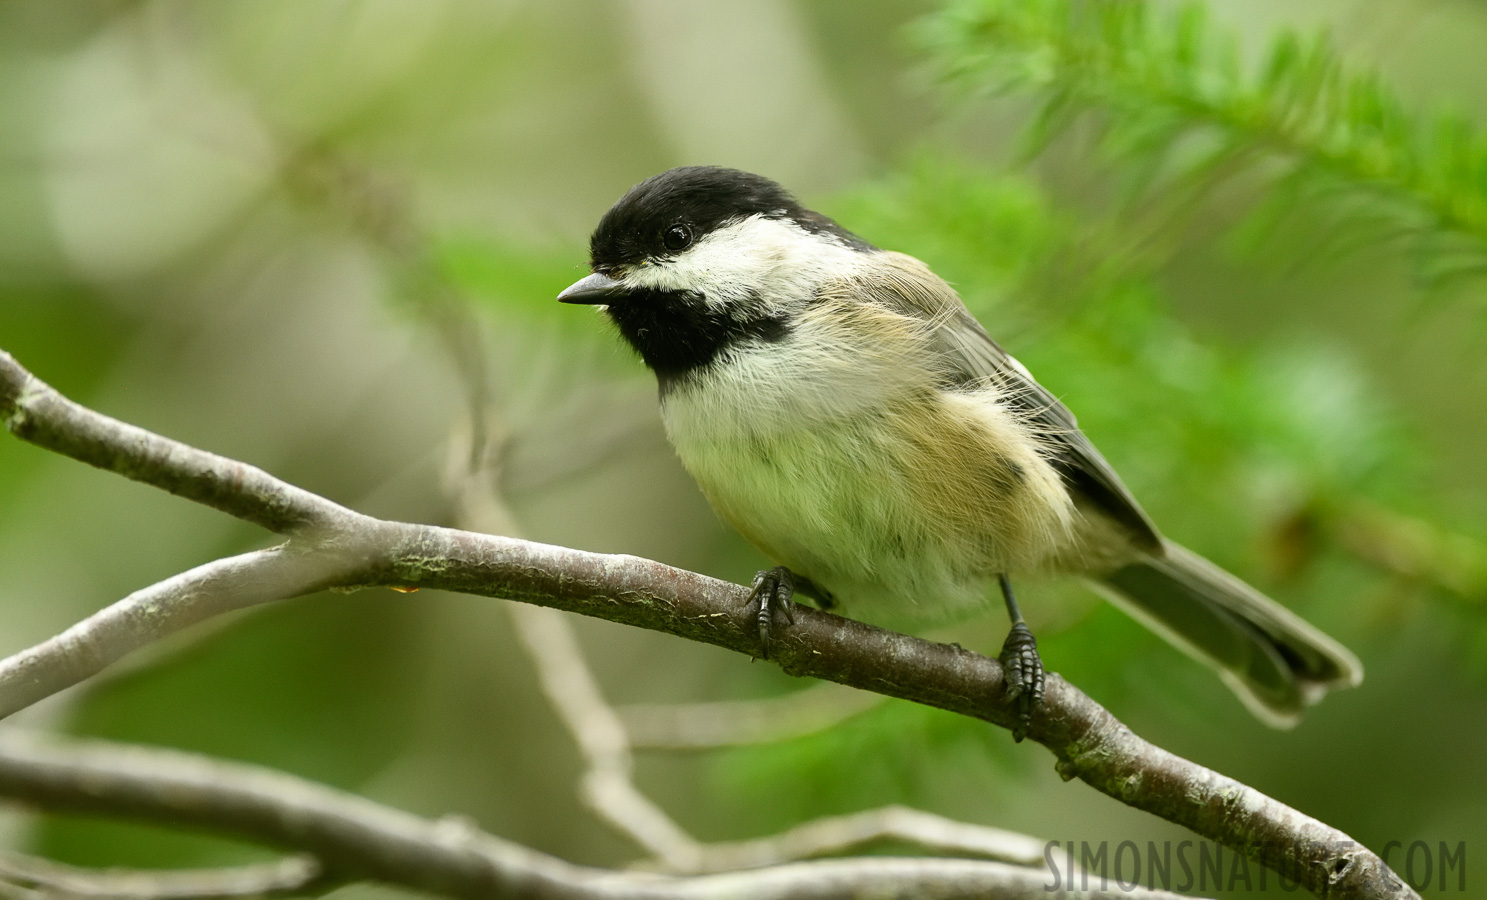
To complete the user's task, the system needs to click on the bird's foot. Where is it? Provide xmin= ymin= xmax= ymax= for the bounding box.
xmin=748 ymin=566 xmax=797 ymax=659
xmin=999 ymin=621 xmax=1044 ymax=742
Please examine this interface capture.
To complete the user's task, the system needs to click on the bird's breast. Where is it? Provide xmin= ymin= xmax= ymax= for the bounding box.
xmin=661 ymin=340 xmax=1079 ymax=624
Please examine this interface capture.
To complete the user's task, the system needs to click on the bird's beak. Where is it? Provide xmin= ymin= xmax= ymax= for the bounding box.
xmin=558 ymin=272 xmax=626 ymax=305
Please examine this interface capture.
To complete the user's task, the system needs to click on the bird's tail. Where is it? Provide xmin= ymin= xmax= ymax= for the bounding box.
xmin=1091 ymin=540 xmax=1362 ymax=727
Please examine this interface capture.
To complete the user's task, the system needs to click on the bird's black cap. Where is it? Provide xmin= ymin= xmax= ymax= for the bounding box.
xmin=588 ymin=166 xmax=871 ymax=272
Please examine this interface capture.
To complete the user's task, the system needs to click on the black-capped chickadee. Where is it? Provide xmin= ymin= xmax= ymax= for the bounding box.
xmin=559 ymin=166 xmax=1361 ymax=737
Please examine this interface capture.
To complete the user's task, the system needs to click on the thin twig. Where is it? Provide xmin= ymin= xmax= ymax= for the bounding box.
xmin=646 ymin=805 xmax=1047 ymax=875
xmin=508 ymin=605 xmax=703 ymax=871
xmin=0 ymin=549 xmax=351 ymax=720
xmin=0 ymin=731 xmax=572 ymax=899
xmin=0 ymin=350 xmax=1413 ymax=900
xmin=0 ymin=732 xmax=1194 ymax=900
xmin=1336 ymin=501 xmax=1487 ymax=599
xmin=0 ymin=851 xmax=323 ymax=899
xmin=618 ymin=683 xmax=882 ymax=751
xmin=0 ymin=356 xmax=347 ymax=535
xmin=511 ymin=605 xmax=1045 ymax=875
xmin=439 ymin=349 xmax=705 ymax=869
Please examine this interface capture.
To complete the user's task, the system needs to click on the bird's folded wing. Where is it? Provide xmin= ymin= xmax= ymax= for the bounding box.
xmin=824 ymin=252 xmax=1163 ymax=552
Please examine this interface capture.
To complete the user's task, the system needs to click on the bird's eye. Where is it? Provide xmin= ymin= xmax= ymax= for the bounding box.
xmin=662 ymin=223 xmax=693 ymax=252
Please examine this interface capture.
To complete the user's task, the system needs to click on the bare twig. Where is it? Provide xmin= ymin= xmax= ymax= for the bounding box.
xmin=511 ymin=605 xmax=1045 ymax=875
xmin=0 ymin=357 xmax=347 ymax=535
xmin=650 ymin=805 xmax=1046 ymax=875
xmin=0 ymin=350 xmax=1413 ymax=900
xmin=0 ymin=550 xmax=347 ymax=719
xmin=508 ymin=604 xmax=703 ymax=871
xmin=0 ymin=851 xmax=322 ymax=899
xmin=1336 ymin=501 xmax=1487 ymax=600
xmin=0 ymin=732 xmax=1193 ymax=900
xmin=0 ymin=882 xmax=37 ymax=900
xmin=433 ymin=284 xmax=712 ymax=872
xmin=618 ymin=683 xmax=882 ymax=751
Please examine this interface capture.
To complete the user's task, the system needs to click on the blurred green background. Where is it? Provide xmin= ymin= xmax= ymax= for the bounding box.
xmin=2 ymin=0 xmax=1485 ymax=896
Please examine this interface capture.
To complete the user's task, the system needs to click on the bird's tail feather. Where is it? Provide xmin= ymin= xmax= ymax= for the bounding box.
xmin=1090 ymin=540 xmax=1362 ymax=727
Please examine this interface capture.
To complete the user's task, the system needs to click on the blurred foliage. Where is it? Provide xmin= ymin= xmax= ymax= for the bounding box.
xmin=926 ymin=0 xmax=1487 ymax=288
xmin=436 ymin=238 xmax=600 ymax=339
xmin=5 ymin=1 xmax=1487 ymax=897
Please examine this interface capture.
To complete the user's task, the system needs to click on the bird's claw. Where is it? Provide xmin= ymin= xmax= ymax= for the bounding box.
xmin=1000 ymin=621 xmax=1044 ymax=742
xmin=749 ymin=566 xmax=796 ymax=659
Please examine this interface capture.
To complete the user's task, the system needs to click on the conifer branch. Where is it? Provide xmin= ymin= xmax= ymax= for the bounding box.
xmin=929 ymin=0 xmax=1487 ymax=282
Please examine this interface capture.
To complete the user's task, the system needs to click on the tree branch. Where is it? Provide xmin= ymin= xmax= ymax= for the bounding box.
xmin=618 ymin=684 xmax=882 ymax=751
xmin=0 ymin=550 xmax=344 ymax=719
xmin=654 ymin=806 xmax=1047 ymax=876
xmin=0 ymin=354 xmax=347 ymax=534
xmin=508 ymin=603 xmax=703 ymax=871
xmin=509 ymin=602 xmax=1046 ymax=875
xmin=0 ymin=349 xmax=1412 ymax=900
xmin=0 ymin=732 xmax=1191 ymax=900
xmin=0 ymin=851 xmax=323 ymax=899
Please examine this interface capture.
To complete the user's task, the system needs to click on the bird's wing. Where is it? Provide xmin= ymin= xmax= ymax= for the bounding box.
xmin=825 ymin=252 xmax=1163 ymax=552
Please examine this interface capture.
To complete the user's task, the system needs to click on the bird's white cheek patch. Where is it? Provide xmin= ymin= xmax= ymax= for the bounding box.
xmin=622 ymin=216 xmax=862 ymax=311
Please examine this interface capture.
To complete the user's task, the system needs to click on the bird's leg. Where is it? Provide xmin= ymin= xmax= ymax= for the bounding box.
xmin=792 ymin=576 xmax=837 ymax=611
xmin=997 ymin=574 xmax=1044 ymax=742
xmin=749 ymin=566 xmax=797 ymax=659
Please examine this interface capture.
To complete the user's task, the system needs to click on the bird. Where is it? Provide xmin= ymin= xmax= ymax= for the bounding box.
xmin=558 ymin=165 xmax=1361 ymax=738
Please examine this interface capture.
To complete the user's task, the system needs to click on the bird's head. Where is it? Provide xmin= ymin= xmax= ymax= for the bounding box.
xmin=558 ymin=166 xmax=872 ymax=383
